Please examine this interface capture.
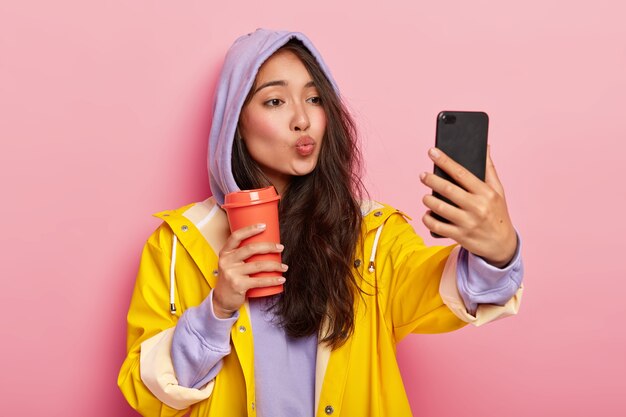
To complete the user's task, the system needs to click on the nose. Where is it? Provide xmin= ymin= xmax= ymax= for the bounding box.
xmin=290 ymin=102 xmax=311 ymax=132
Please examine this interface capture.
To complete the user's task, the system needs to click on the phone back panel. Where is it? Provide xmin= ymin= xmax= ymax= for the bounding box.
xmin=432 ymin=111 xmax=488 ymax=234
xmin=434 ymin=111 xmax=488 ymax=184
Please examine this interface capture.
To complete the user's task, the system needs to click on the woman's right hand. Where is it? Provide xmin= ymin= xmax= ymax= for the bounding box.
xmin=212 ymin=223 xmax=287 ymax=319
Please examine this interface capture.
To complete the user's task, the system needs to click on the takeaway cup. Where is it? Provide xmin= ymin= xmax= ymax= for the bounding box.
xmin=222 ymin=187 xmax=283 ymax=298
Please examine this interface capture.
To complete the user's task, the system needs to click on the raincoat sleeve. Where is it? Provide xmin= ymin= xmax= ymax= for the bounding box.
xmin=374 ymin=213 xmax=521 ymax=342
xmin=117 ymin=224 xmax=214 ymax=416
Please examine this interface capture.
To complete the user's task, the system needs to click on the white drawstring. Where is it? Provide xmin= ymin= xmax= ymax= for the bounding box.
xmin=368 ymin=224 xmax=384 ymax=273
xmin=170 ymin=235 xmax=178 ymax=314
xmin=166 ymin=202 xmax=219 ymax=314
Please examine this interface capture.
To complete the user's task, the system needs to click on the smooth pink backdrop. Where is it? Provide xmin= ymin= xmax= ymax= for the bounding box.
xmin=1 ymin=0 xmax=624 ymax=415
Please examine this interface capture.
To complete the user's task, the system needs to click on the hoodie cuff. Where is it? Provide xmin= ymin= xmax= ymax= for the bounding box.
xmin=171 ymin=290 xmax=239 ymax=388
xmin=456 ymin=233 xmax=524 ymax=315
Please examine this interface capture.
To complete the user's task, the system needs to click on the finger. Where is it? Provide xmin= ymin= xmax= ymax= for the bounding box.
xmin=231 ymin=242 xmax=284 ymax=263
xmin=420 ymin=171 xmax=470 ymax=209
xmin=422 ymin=194 xmax=467 ymax=225
xmin=235 ymin=260 xmax=289 ymax=276
xmin=429 ymin=147 xmax=485 ymax=193
xmin=485 ymin=146 xmax=505 ymax=196
xmin=422 ymin=211 xmax=461 ymax=241
xmin=222 ymin=223 xmax=268 ymax=252
xmin=245 ymin=275 xmax=287 ymax=290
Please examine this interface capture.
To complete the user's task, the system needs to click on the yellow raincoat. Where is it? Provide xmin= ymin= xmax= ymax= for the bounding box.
xmin=117 ymin=198 xmax=521 ymax=416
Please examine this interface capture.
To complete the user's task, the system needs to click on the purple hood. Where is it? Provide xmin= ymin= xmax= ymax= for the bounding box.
xmin=207 ymin=28 xmax=338 ymax=205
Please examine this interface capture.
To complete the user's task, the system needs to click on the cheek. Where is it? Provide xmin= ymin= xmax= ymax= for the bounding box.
xmin=311 ymin=109 xmax=327 ymax=136
xmin=240 ymin=110 xmax=280 ymax=142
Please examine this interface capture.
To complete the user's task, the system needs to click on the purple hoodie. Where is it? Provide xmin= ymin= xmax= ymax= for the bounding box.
xmin=172 ymin=28 xmax=524 ymax=417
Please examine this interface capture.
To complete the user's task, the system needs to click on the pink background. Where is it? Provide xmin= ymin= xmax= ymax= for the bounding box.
xmin=1 ymin=0 xmax=624 ymax=415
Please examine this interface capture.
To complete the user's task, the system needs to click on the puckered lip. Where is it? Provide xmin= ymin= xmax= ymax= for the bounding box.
xmin=295 ymin=136 xmax=315 ymax=147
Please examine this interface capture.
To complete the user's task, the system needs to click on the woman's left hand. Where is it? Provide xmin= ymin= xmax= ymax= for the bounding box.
xmin=420 ymin=146 xmax=517 ymax=268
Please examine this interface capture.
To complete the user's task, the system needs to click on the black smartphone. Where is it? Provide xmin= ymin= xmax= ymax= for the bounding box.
xmin=431 ymin=110 xmax=489 ymax=238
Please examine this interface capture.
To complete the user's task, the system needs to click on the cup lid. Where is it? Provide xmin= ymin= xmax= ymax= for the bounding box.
xmin=222 ymin=186 xmax=281 ymax=208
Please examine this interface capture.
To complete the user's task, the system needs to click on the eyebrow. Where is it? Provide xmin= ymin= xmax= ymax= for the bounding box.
xmin=253 ymin=80 xmax=316 ymax=95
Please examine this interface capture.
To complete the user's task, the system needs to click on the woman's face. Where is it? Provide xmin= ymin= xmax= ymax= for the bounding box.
xmin=239 ymin=49 xmax=327 ymax=193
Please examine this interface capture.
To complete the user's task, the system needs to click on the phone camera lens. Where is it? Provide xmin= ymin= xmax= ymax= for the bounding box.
xmin=441 ymin=114 xmax=456 ymax=124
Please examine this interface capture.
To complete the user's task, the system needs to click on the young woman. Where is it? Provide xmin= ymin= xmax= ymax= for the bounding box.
xmin=118 ymin=29 xmax=524 ymax=417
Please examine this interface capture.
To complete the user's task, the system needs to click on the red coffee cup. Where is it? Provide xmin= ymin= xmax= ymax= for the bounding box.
xmin=222 ymin=186 xmax=283 ymax=298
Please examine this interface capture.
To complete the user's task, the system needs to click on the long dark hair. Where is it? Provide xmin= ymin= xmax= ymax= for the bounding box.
xmin=232 ymin=39 xmax=365 ymax=348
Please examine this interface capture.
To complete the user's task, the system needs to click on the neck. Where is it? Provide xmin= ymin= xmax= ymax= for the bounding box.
xmin=266 ymin=174 xmax=290 ymax=196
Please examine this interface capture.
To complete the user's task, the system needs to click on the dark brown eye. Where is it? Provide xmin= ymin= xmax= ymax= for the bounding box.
xmin=264 ymin=98 xmax=283 ymax=107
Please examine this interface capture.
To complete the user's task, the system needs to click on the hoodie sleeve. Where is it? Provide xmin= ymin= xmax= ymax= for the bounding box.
xmin=171 ymin=289 xmax=238 ymax=389
xmin=455 ymin=233 xmax=524 ymax=315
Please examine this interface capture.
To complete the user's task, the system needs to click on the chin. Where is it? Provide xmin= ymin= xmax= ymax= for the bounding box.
xmin=292 ymin=162 xmax=318 ymax=177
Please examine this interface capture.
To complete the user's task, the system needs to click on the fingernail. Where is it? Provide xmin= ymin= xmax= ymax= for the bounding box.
xmin=419 ymin=172 xmax=427 ymax=181
xmin=277 ymin=277 xmax=286 ymax=283
xmin=281 ymin=263 xmax=289 ymax=271
xmin=276 ymin=243 xmax=284 ymax=250
xmin=429 ymin=148 xmax=440 ymax=159
xmin=257 ymin=223 xmax=266 ymax=229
